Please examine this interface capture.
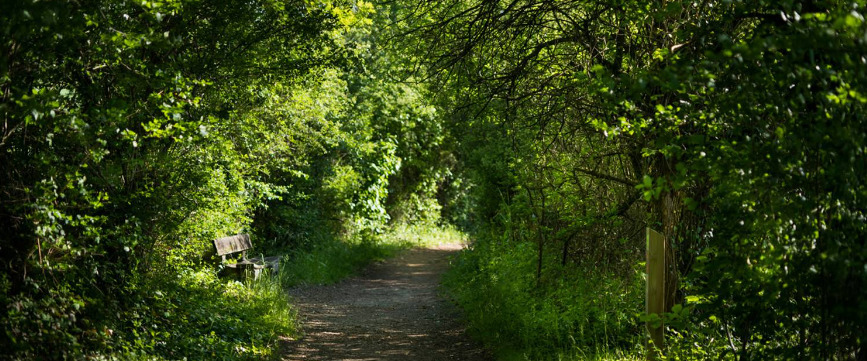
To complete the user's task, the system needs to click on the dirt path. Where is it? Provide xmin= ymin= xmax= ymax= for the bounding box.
xmin=282 ymin=243 xmax=492 ymax=361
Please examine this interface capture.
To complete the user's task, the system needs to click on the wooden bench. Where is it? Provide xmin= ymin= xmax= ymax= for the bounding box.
xmin=214 ymin=234 xmax=280 ymax=279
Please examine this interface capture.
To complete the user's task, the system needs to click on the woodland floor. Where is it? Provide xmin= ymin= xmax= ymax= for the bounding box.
xmin=281 ymin=243 xmax=492 ymax=361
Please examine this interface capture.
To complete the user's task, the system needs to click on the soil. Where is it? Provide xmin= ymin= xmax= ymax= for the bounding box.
xmin=281 ymin=243 xmax=492 ymax=361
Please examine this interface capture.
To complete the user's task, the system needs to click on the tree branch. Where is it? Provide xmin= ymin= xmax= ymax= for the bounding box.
xmin=573 ymin=166 xmax=637 ymax=186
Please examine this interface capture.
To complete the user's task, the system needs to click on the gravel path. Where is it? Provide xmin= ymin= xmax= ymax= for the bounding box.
xmin=281 ymin=243 xmax=491 ymax=361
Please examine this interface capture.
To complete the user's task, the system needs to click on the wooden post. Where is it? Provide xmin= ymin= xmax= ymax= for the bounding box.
xmin=646 ymin=228 xmax=665 ymax=359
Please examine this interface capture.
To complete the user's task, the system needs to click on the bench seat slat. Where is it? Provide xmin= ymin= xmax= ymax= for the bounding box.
xmin=225 ymin=262 xmax=267 ymax=269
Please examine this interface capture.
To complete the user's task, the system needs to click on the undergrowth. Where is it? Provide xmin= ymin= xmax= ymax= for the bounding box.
xmin=82 ymin=270 xmax=295 ymax=361
xmin=443 ymin=237 xmax=645 ymax=361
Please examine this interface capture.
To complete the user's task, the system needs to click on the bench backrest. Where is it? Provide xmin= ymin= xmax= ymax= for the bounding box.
xmin=214 ymin=234 xmax=253 ymax=257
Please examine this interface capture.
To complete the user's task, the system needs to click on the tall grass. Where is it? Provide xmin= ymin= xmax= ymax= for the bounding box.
xmin=443 ymin=237 xmax=645 ymax=361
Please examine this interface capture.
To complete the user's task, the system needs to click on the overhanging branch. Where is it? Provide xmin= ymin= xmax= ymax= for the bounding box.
xmin=573 ymin=166 xmax=637 ymax=187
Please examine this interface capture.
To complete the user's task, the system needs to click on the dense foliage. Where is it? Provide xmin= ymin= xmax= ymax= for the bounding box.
xmin=1 ymin=0 xmax=453 ymax=359
xmin=400 ymin=0 xmax=867 ymax=359
xmin=3 ymin=0 xmax=865 ymax=360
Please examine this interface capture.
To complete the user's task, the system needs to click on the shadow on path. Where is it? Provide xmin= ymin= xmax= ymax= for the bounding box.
xmin=281 ymin=243 xmax=491 ymax=361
